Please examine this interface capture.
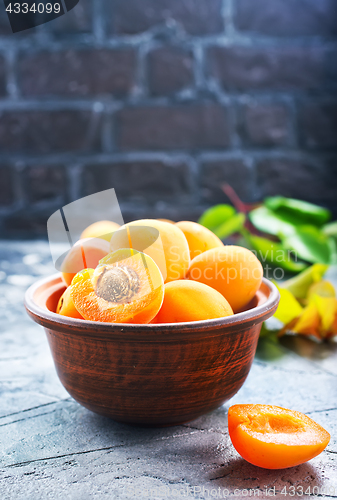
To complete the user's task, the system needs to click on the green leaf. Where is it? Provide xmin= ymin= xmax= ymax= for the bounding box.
xmin=265 ymin=196 xmax=331 ymax=226
xmin=249 ymin=206 xmax=298 ymax=236
xmin=281 ymin=263 xmax=329 ymax=299
xmin=244 ymin=232 xmax=307 ymax=272
xmin=198 ymin=204 xmax=235 ymax=232
xmin=323 ymin=221 xmax=337 ymax=238
xmin=282 ymin=226 xmax=334 ymax=265
xmin=213 ymin=213 xmax=245 ymax=239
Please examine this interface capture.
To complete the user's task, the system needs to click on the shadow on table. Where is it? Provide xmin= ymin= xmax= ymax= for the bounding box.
xmin=279 ymin=335 xmax=337 ymax=361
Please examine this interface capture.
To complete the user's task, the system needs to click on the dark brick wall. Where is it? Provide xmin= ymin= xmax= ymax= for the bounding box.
xmin=0 ymin=0 xmax=336 ymax=237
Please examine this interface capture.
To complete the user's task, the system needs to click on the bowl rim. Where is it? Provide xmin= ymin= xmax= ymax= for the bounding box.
xmin=24 ymin=273 xmax=280 ymax=337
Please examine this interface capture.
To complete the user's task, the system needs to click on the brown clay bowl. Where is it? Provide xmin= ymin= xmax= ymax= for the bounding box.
xmin=25 ymin=274 xmax=279 ymax=427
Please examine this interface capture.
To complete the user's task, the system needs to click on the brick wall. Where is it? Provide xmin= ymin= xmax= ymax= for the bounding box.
xmin=0 ymin=0 xmax=336 ymax=237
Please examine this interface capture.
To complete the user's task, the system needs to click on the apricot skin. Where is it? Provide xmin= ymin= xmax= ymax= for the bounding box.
xmin=110 ymin=219 xmax=190 ymax=283
xmin=152 ymin=280 xmax=233 ymax=323
xmin=61 ymin=238 xmax=110 ymax=286
xmin=57 ymin=286 xmax=83 ymax=319
xmin=228 ymin=404 xmax=330 ymax=469
xmin=175 ymin=221 xmax=224 ymax=261
xmin=80 ymin=220 xmax=120 ymax=242
xmin=186 ymin=246 xmax=263 ymax=313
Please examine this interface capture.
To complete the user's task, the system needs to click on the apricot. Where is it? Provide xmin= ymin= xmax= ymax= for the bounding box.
xmin=110 ymin=219 xmax=190 ymax=283
xmin=70 ymin=249 xmax=164 ymax=323
xmin=80 ymin=220 xmax=120 ymax=242
xmin=228 ymin=404 xmax=330 ymax=469
xmin=186 ymin=246 xmax=263 ymax=312
xmin=61 ymin=238 xmax=110 ymax=286
xmin=175 ymin=221 xmax=224 ymax=261
xmin=57 ymin=286 xmax=83 ymax=319
xmin=157 ymin=218 xmax=175 ymax=224
xmin=153 ymin=280 xmax=233 ymax=323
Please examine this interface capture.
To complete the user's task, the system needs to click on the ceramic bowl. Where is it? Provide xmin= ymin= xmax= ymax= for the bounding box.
xmin=25 ymin=274 xmax=279 ymax=426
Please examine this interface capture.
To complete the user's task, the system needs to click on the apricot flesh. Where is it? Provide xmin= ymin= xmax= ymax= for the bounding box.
xmin=71 ymin=249 xmax=164 ymax=324
xmin=186 ymin=246 xmax=263 ymax=312
xmin=175 ymin=220 xmax=224 ymax=260
xmin=57 ymin=286 xmax=83 ymax=319
xmin=80 ymin=220 xmax=120 ymax=242
xmin=153 ymin=280 xmax=233 ymax=323
xmin=110 ymin=219 xmax=190 ymax=283
xmin=228 ymin=404 xmax=330 ymax=469
xmin=61 ymin=238 xmax=110 ymax=286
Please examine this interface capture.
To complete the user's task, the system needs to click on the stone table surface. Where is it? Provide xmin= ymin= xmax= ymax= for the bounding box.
xmin=0 ymin=241 xmax=336 ymax=500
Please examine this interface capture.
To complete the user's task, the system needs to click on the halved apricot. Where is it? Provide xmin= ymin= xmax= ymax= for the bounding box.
xmin=228 ymin=404 xmax=330 ymax=469
xmin=61 ymin=238 xmax=110 ymax=286
xmin=70 ymin=249 xmax=164 ymax=324
xmin=175 ymin=221 xmax=224 ymax=260
xmin=186 ymin=246 xmax=263 ymax=312
xmin=110 ymin=219 xmax=190 ymax=283
xmin=80 ymin=220 xmax=120 ymax=242
xmin=57 ymin=286 xmax=83 ymax=319
xmin=153 ymin=280 xmax=233 ymax=323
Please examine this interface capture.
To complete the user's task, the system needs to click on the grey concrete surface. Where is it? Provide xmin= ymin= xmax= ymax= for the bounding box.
xmin=0 ymin=241 xmax=336 ymax=500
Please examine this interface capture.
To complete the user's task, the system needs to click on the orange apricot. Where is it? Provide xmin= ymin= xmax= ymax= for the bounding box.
xmin=186 ymin=246 xmax=263 ymax=312
xmin=175 ymin=221 xmax=224 ymax=260
xmin=228 ymin=404 xmax=330 ymax=469
xmin=80 ymin=220 xmax=120 ymax=242
xmin=57 ymin=286 xmax=83 ymax=319
xmin=153 ymin=280 xmax=233 ymax=323
xmin=61 ymin=238 xmax=110 ymax=286
xmin=70 ymin=249 xmax=164 ymax=323
xmin=110 ymin=219 xmax=190 ymax=283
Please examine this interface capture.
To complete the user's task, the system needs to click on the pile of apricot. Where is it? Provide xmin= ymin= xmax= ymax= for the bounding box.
xmin=57 ymin=218 xmax=263 ymax=324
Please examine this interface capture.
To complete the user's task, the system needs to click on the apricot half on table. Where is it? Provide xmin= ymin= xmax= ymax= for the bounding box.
xmin=80 ymin=220 xmax=120 ymax=242
xmin=57 ymin=286 xmax=83 ymax=319
xmin=110 ymin=219 xmax=190 ymax=283
xmin=61 ymin=238 xmax=110 ymax=286
xmin=71 ymin=249 xmax=164 ymax=323
xmin=228 ymin=404 xmax=330 ymax=469
xmin=175 ymin=221 xmax=224 ymax=261
xmin=187 ymin=246 xmax=263 ymax=312
xmin=153 ymin=280 xmax=233 ymax=323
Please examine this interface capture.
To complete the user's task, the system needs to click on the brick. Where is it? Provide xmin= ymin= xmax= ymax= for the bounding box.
xmin=4 ymin=208 xmax=57 ymax=237
xmin=207 ymin=46 xmax=324 ymax=90
xmin=299 ymin=101 xmax=337 ymax=148
xmin=50 ymin=0 xmax=92 ymax=34
xmin=0 ymin=167 xmax=14 ymax=206
xmin=200 ymin=159 xmax=254 ymax=203
xmin=234 ymin=0 xmax=337 ymax=37
xmin=256 ymin=157 xmax=337 ymax=209
xmin=111 ymin=0 xmax=224 ymax=35
xmin=83 ymin=161 xmax=191 ymax=201
xmin=0 ymin=55 xmax=6 ymax=96
xmin=148 ymin=46 xmax=194 ymax=96
xmin=19 ymin=49 xmax=136 ymax=97
xmin=240 ymin=102 xmax=290 ymax=146
xmin=0 ymin=110 xmax=101 ymax=153
xmin=25 ymin=166 xmax=67 ymax=203
xmin=117 ymin=104 xmax=230 ymax=151
xmin=0 ymin=5 xmax=12 ymax=35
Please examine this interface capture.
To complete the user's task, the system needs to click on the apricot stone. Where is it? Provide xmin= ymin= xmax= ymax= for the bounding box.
xmin=186 ymin=246 xmax=263 ymax=313
xmin=175 ymin=221 xmax=224 ymax=260
xmin=153 ymin=280 xmax=233 ymax=323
